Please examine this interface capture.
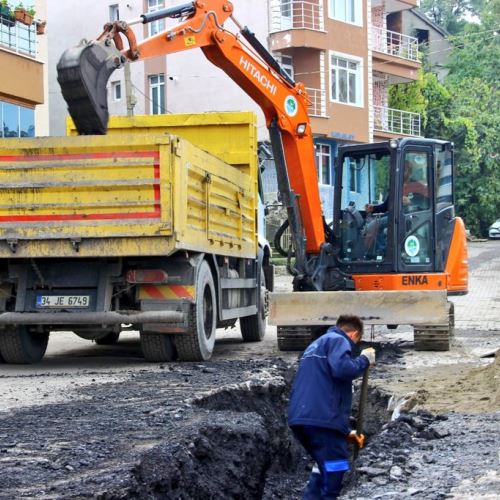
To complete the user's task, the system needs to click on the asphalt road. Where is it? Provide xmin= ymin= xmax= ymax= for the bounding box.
xmin=1 ymin=241 xmax=498 ymax=413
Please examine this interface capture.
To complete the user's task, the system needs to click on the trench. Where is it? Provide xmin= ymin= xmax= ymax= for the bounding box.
xmin=106 ymin=362 xmax=396 ymax=499
xmin=1 ymin=347 xmax=473 ymax=499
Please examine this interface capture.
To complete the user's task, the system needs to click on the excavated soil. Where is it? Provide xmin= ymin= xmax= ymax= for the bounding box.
xmin=2 ymin=342 xmax=498 ymax=499
xmin=383 ymin=344 xmax=500 ymax=414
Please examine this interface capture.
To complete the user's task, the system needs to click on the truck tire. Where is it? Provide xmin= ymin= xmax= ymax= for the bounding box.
xmin=0 ymin=326 xmax=49 ymax=364
xmin=140 ymin=332 xmax=176 ymax=362
xmin=175 ymin=261 xmax=216 ymax=361
xmin=240 ymin=272 xmax=267 ymax=342
xmin=95 ymin=332 xmax=120 ymax=345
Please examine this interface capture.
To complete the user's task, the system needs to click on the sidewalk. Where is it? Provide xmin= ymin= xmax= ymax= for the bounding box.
xmin=453 ymin=241 xmax=500 ymax=331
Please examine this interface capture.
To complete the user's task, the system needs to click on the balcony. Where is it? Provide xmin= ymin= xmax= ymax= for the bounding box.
xmin=374 ymin=105 xmax=421 ymax=137
xmin=0 ymin=14 xmax=37 ymax=57
xmin=372 ymin=26 xmax=419 ymax=62
xmin=306 ymin=87 xmax=328 ymax=117
xmin=269 ymin=0 xmax=326 ymax=51
xmin=270 ymin=0 xmax=324 ymax=32
xmin=0 ymin=15 xmax=43 ymax=106
xmin=371 ymin=26 xmax=420 ymax=82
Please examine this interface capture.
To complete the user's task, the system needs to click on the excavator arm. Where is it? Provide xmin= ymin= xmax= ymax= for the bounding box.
xmin=57 ymin=0 xmax=327 ymax=269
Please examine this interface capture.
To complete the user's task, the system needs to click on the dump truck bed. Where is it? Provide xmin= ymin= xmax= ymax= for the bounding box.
xmin=0 ymin=113 xmax=258 ymax=259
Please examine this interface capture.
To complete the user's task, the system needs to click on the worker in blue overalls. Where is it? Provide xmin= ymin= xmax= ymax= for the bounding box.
xmin=288 ymin=315 xmax=376 ymax=499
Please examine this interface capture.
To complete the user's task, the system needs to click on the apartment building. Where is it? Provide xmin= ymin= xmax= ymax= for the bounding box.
xmin=0 ymin=0 xmax=47 ymax=138
xmin=265 ymin=0 xmax=422 ymax=216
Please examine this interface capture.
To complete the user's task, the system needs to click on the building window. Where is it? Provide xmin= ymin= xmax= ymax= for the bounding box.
xmin=0 ymin=101 xmax=34 ymax=138
xmin=330 ymin=52 xmax=363 ymax=107
xmin=111 ymin=81 xmax=122 ymax=101
xmin=276 ymin=53 xmax=294 ymax=80
xmin=281 ymin=0 xmax=292 ymax=18
xmin=109 ymin=4 xmax=120 ymax=21
xmin=315 ymin=143 xmax=331 ymax=185
xmin=149 ymin=74 xmax=165 ymax=114
xmin=148 ymin=0 xmax=165 ymax=36
xmin=329 ymin=0 xmax=362 ymax=25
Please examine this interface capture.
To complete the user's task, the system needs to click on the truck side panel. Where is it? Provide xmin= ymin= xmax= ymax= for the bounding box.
xmin=0 ymin=134 xmax=256 ymax=259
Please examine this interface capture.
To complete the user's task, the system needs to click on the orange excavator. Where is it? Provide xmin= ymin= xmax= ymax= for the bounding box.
xmin=57 ymin=0 xmax=468 ymax=351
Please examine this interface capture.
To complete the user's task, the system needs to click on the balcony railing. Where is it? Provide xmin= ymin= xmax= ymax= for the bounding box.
xmin=374 ymin=105 xmax=421 ymax=136
xmin=306 ymin=87 xmax=327 ymax=117
xmin=270 ymin=0 xmax=324 ymax=32
xmin=372 ymin=26 xmax=419 ymax=62
xmin=0 ymin=15 xmax=37 ymax=57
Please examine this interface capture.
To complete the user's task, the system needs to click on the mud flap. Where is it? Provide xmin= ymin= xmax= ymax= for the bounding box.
xmin=57 ymin=41 xmax=122 ymax=135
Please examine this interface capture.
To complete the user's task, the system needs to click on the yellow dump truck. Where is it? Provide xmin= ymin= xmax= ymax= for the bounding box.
xmin=0 ymin=112 xmax=272 ymax=364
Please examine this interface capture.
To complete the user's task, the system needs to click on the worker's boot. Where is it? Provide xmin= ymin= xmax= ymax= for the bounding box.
xmin=303 ymin=465 xmax=321 ymax=499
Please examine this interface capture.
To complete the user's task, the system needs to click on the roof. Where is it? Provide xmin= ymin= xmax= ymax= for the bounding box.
xmin=409 ymin=8 xmax=450 ymax=38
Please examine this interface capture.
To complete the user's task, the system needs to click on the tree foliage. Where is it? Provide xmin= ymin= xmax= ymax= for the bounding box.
xmin=389 ymin=0 xmax=499 ymax=235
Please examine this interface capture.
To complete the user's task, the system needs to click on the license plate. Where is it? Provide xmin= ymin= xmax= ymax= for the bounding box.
xmin=36 ymin=295 xmax=90 ymax=308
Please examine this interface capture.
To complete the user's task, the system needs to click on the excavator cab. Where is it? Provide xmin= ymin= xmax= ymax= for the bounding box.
xmin=333 ymin=138 xmax=467 ymax=294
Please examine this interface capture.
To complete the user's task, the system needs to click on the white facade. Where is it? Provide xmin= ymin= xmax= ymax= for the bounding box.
xmin=47 ymin=0 xmax=270 ymax=138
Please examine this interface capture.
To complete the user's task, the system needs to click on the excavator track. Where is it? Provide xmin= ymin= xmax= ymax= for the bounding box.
xmin=277 ymin=325 xmax=327 ymax=352
xmin=413 ymin=301 xmax=455 ymax=351
xmin=57 ymin=41 xmax=122 ymax=135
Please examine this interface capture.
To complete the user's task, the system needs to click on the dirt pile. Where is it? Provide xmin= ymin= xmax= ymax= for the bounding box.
xmin=341 ymin=409 xmax=499 ymax=499
xmin=125 ymin=374 xmax=305 ymax=499
xmin=387 ymin=350 xmax=500 ymax=414
xmin=0 ymin=360 xmax=307 ymax=500
xmin=343 ymin=410 xmax=450 ymax=493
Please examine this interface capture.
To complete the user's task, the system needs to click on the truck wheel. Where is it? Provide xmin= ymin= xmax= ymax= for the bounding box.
xmin=0 ymin=326 xmax=49 ymax=364
xmin=175 ymin=261 xmax=216 ymax=361
xmin=240 ymin=272 xmax=267 ymax=342
xmin=95 ymin=332 xmax=120 ymax=345
xmin=140 ymin=332 xmax=176 ymax=362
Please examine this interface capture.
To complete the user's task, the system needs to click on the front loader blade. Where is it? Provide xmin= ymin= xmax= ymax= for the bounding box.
xmin=57 ymin=41 xmax=122 ymax=135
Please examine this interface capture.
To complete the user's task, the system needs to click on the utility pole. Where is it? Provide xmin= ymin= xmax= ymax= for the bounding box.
xmin=124 ymin=62 xmax=136 ymax=116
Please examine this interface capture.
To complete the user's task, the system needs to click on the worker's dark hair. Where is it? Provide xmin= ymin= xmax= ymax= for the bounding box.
xmin=336 ymin=315 xmax=364 ymax=337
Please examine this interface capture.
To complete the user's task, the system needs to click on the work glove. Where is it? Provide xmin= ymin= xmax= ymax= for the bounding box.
xmin=361 ymin=347 xmax=376 ymax=366
xmin=347 ymin=430 xmax=365 ymax=449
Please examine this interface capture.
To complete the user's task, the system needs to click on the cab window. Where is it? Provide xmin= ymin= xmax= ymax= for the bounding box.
xmin=402 ymin=152 xmax=430 ymax=214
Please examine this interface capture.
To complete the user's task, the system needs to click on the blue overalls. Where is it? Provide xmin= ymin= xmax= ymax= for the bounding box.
xmin=288 ymin=327 xmax=369 ymax=499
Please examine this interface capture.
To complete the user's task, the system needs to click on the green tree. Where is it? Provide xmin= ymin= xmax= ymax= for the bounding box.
xmin=444 ymin=78 xmax=499 ymax=236
xmin=389 ymin=1 xmax=500 ymax=235
xmin=420 ymin=0 xmax=471 ymax=33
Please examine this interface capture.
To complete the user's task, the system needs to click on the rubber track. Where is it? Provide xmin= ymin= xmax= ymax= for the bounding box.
xmin=277 ymin=326 xmax=313 ymax=351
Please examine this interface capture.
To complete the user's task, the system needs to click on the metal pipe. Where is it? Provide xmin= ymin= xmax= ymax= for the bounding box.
xmin=126 ymin=17 xmax=144 ymax=26
xmin=0 ymin=311 xmax=184 ymax=325
xmin=139 ymin=2 xmax=195 ymax=24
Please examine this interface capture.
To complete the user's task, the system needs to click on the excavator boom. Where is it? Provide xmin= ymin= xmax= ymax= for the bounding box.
xmin=57 ymin=0 xmax=327 ymax=265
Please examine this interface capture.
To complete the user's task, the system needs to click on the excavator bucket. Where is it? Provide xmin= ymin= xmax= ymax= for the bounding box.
xmin=57 ymin=41 xmax=122 ymax=135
